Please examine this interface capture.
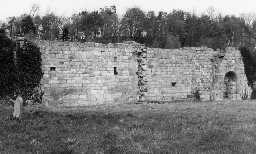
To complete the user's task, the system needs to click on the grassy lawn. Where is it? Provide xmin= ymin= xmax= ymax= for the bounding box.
xmin=1 ymin=100 xmax=256 ymax=153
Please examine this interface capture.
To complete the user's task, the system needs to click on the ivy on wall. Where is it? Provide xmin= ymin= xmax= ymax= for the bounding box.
xmin=0 ymin=32 xmax=17 ymax=96
xmin=0 ymin=31 xmax=43 ymax=102
xmin=17 ymin=40 xmax=43 ymax=101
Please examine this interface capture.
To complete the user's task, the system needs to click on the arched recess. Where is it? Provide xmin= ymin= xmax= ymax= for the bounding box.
xmin=224 ymin=71 xmax=238 ymax=99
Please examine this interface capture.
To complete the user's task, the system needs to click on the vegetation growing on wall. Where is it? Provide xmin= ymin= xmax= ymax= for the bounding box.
xmin=239 ymin=47 xmax=256 ymax=86
xmin=0 ymin=29 xmax=17 ymax=96
xmin=17 ymin=40 xmax=43 ymax=102
xmin=0 ymin=30 xmax=43 ymax=102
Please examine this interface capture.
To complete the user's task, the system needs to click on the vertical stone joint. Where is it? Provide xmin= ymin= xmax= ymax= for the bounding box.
xmin=135 ymin=46 xmax=147 ymax=102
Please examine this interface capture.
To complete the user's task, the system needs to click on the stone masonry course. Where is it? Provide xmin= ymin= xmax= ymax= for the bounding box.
xmin=34 ymin=40 xmax=252 ymax=107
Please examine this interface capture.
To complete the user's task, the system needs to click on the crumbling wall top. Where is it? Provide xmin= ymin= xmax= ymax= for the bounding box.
xmin=33 ymin=40 xmax=144 ymax=50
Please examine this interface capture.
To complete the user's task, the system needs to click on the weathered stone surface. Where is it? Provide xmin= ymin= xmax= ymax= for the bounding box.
xmin=146 ymin=47 xmax=251 ymax=102
xmin=35 ymin=40 xmax=251 ymax=107
xmin=37 ymin=41 xmax=139 ymax=107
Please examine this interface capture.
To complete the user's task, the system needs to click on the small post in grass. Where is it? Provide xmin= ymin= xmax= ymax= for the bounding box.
xmin=9 ymin=40 xmax=24 ymax=120
xmin=9 ymin=89 xmax=24 ymax=120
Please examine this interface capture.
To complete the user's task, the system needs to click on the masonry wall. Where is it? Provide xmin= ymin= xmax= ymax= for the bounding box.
xmin=212 ymin=47 xmax=252 ymax=100
xmin=145 ymin=47 xmax=217 ymax=102
xmin=36 ymin=41 xmax=251 ymax=107
xmin=37 ymin=41 xmax=139 ymax=106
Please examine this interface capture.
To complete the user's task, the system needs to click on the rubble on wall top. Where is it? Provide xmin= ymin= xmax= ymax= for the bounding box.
xmin=182 ymin=46 xmax=214 ymax=51
xmin=225 ymin=46 xmax=239 ymax=50
xmin=122 ymin=41 xmax=142 ymax=45
xmin=33 ymin=39 xmax=144 ymax=49
xmin=33 ymin=39 xmax=240 ymax=61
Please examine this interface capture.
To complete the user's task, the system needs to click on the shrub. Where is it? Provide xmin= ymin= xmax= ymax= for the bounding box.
xmin=251 ymin=90 xmax=256 ymax=99
xmin=17 ymin=40 xmax=43 ymax=102
xmin=0 ymin=32 xmax=43 ymax=103
xmin=0 ymin=31 xmax=17 ymax=96
xmin=192 ymin=89 xmax=201 ymax=101
xmin=241 ymin=90 xmax=248 ymax=100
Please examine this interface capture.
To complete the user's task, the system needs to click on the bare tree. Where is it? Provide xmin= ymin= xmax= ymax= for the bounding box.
xmin=206 ymin=6 xmax=216 ymax=20
xmin=241 ymin=12 xmax=256 ymax=26
xmin=29 ymin=4 xmax=40 ymax=17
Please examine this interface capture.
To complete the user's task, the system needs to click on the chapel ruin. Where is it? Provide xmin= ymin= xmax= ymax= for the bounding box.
xmin=35 ymin=40 xmax=252 ymax=106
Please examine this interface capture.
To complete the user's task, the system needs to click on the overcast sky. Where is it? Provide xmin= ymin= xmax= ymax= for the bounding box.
xmin=0 ymin=0 xmax=256 ymax=21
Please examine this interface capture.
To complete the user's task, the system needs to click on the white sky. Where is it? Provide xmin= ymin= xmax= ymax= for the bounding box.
xmin=0 ymin=0 xmax=256 ymax=21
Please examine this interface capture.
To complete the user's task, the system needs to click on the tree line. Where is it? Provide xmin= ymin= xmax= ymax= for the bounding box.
xmin=2 ymin=6 xmax=256 ymax=50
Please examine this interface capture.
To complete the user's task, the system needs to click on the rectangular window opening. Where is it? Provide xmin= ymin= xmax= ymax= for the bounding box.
xmin=172 ymin=82 xmax=176 ymax=87
xmin=114 ymin=67 xmax=118 ymax=75
xmin=50 ymin=67 xmax=56 ymax=71
xmin=114 ymin=56 xmax=117 ymax=62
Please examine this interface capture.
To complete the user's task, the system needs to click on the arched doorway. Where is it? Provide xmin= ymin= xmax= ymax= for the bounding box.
xmin=224 ymin=71 xmax=237 ymax=99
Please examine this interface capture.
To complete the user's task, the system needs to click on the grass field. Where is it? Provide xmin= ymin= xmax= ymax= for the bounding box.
xmin=1 ymin=100 xmax=256 ymax=154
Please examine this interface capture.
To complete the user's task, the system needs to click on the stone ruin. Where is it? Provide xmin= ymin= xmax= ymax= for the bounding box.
xmin=35 ymin=40 xmax=252 ymax=107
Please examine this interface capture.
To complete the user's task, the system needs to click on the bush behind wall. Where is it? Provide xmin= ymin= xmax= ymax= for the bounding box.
xmin=0 ymin=34 xmax=43 ymax=102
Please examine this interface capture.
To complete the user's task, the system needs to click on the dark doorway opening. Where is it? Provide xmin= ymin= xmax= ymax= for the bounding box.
xmin=224 ymin=71 xmax=237 ymax=99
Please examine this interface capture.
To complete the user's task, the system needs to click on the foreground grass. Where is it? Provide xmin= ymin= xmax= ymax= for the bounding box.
xmin=1 ymin=101 xmax=256 ymax=153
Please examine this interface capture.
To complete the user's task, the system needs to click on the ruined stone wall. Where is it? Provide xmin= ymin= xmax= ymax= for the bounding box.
xmin=145 ymin=47 xmax=217 ymax=101
xmin=35 ymin=41 xmax=251 ymax=107
xmin=37 ymin=41 xmax=139 ymax=106
xmin=213 ymin=47 xmax=252 ymax=100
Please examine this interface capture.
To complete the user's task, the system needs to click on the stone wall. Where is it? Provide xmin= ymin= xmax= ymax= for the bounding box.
xmin=212 ymin=47 xmax=252 ymax=100
xmin=145 ymin=47 xmax=218 ymax=102
xmin=145 ymin=47 xmax=251 ymax=102
xmin=37 ymin=41 xmax=140 ymax=106
xmin=35 ymin=40 xmax=251 ymax=107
